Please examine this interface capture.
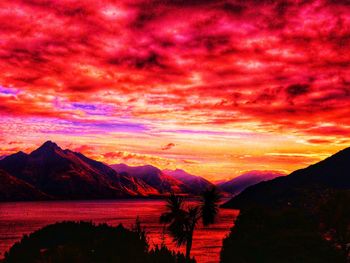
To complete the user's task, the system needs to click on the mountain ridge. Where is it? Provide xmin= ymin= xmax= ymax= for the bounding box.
xmin=222 ymin=147 xmax=350 ymax=208
xmin=162 ymin=168 xmax=214 ymax=195
xmin=0 ymin=141 xmax=158 ymax=200
xmin=0 ymin=169 xmax=50 ymax=201
xmin=110 ymin=164 xmax=213 ymax=195
xmin=217 ymin=170 xmax=285 ymax=196
xmin=0 ymin=141 xmax=215 ymax=201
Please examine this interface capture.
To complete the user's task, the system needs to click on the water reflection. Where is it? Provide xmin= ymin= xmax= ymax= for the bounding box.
xmin=0 ymin=200 xmax=238 ymax=263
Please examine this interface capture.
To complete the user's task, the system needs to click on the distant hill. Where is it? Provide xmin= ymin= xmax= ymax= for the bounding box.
xmin=222 ymin=147 xmax=350 ymax=208
xmin=0 ymin=141 xmax=158 ymax=200
xmin=218 ymin=170 xmax=285 ymax=196
xmin=111 ymin=164 xmax=212 ymax=195
xmin=163 ymin=169 xmax=214 ymax=195
xmin=111 ymin=163 xmax=184 ymax=194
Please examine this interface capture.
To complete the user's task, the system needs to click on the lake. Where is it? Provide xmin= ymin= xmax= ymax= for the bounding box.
xmin=0 ymin=200 xmax=238 ymax=263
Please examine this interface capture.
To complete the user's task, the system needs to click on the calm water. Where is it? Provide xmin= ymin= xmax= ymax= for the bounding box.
xmin=0 ymin=200 xmax=238 ymax=263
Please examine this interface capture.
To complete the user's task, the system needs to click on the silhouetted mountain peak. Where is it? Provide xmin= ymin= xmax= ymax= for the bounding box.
xmin=39 ymin=140 xmax=60 ymax=150
xmin=30 ymin=141 xmax=62 ymax=156
xmin=0 ymin=142 xmax=160 ymax=199
xmin=13 ymin=151 xmax=28 ymax=157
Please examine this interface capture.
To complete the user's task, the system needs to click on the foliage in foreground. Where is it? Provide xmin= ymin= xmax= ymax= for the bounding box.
xmin=4 ymin=221 xmax=193 ymax=263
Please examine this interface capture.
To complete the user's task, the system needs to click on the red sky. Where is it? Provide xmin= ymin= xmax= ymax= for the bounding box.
xmin=0 ymin=0 xmax=349 ymax=181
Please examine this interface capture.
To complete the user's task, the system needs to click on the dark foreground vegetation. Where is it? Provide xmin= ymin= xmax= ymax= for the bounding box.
xmin=221 ymin=147 xmax=350 ymax=263
xmin=4 ymin=221 xmax=194 ymax=263
xmin=220 ymin=190 xmax=350 ymax=263
xmin=3 ymin=188 xmax=221 ymax=263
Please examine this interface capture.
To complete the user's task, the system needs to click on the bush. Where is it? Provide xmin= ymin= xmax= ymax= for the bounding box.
xmin=4 ymin=221 xmax=193 ymax=263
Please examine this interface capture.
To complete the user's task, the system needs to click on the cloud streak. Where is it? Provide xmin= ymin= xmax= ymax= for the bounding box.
xmin=161 ymin=143 xmax=175 ymax=150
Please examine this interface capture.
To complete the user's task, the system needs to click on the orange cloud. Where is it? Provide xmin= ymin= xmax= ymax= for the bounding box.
xmin=161 ymin=143 xmax=175 ymax=150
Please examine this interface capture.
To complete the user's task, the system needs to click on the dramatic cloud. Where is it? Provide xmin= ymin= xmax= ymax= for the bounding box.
xmin=0 ymin=0 xmax=349 ymax=180
xmin=161 ymin=143 xmax=175 ymax=150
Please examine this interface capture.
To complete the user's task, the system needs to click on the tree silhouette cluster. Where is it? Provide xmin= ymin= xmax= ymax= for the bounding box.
xmin=4 ymin=221 xmax=192 ymax=263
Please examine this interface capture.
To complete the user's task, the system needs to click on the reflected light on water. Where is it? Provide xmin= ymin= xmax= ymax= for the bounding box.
xmin=0 ymin=200 xmax=239 ymax=263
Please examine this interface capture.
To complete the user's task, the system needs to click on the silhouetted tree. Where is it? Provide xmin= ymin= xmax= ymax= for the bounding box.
xmin=149 ymin=244 xmax=195 ymax=263
xmin=4 ymin=221 xmax=191 ymax=263
xmin=201 ymin=187 xmax=221 ymax=225
xmin=133 ymin=216 xmax=149 ymax=251
xmin=160 ymin=187 xmax=221 ymax=261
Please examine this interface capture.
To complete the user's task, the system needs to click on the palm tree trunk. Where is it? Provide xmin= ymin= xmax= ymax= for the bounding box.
xmin=185 ymin=233 xmax=193 ymax=261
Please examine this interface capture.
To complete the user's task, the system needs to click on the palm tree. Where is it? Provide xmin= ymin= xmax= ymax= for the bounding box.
xmin=160 ymin=187 xmax=221 ymax=261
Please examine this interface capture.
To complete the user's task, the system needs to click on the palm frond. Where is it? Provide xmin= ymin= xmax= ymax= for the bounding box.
xmin=160 ymin=193 xmax=190 ymax=246
xmin=165 ymin=193 xmax=184 ymax=212
xmin=160 ymin=211 xmax=174 ymax=224
xmin=187 ymin=206 xmax=200 ymax=227
xmin=201 ymin=186 xmax=221 ymax=226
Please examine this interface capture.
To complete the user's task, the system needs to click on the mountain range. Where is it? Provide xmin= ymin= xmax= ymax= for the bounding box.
xmin=0 ymin=141 xmax=214 ymax=201
xmin=0 ymin=141 xmax=160 ymax=200
xmin=217 ymin=170 xmax=285 ymax=196
xmin=163 ymin=169 xmax=214 ymax=195
xmin=110 ymin=164 xmax=214 ymax=195
xmin=222 ymin=147 xmax=350 ymax=208
xmin=5 ymin=140 xmax=344 ymax=203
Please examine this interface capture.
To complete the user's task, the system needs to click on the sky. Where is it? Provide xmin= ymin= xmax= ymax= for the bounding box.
xmin=0 ymin=0 xmax=349 ymax=181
